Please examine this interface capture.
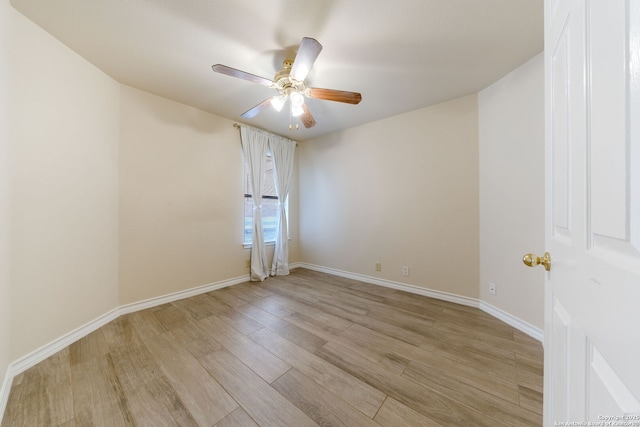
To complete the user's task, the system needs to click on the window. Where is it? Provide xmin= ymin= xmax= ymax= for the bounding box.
xmin=243 ymin=153 xmax=286 ymax=245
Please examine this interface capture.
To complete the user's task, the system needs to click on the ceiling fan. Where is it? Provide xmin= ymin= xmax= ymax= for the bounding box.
xmin=212 ymin=37 xmax=362 ymax=129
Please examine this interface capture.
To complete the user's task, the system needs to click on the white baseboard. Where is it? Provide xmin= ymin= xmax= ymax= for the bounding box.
xmin=0 ymin=273 xmax=250 ymax=425
xmin=9 ymin=307 xmax=121 ymax=378
xmin=479 ymin=301 xmax=544 ymax=342
xmin=295 ymin=262 xmax=543 ymax=342
xmin=118 ymin=274 xmax=250 ymax=315
xmin=0 ymin=366 xmax=12 ymax=427
xmin=0 ymin=305 xmax=123 ymax=423
xmin=296 ymin=262 xmax=479 ymax=307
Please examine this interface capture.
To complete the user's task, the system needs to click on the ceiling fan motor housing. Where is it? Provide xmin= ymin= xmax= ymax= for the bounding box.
xmin=273 ymin=59 xmax=305 ymax=96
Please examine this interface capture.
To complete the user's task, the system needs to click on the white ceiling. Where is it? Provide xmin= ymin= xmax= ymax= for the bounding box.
xmin=10 ymin=0 xmax=543 ymax=141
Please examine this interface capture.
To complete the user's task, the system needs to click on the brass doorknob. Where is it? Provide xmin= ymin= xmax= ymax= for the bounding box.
xmin=522 ymin=252 xmax=551 ymax=271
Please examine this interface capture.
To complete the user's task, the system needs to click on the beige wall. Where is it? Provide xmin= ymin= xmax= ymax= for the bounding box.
xmin=0 ymin=0 xmax=12 ymax=394
xmin=298 ymin=95 xmax=479 ymax=298
xmin=118 ymin=86 xmax=300 ymax=304
xmin=9 ymin=10 xmax=120 ymax=359
xmin=478 ymin=53 xmax=545 ymax=329
xmin=4 ymin=4 xmax=301 ymax=367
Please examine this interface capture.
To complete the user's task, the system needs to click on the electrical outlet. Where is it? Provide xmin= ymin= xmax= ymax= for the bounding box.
xmin=375 ymin=262 xmax=382 ymax=272
xmin=402 ymin=266 xmax=410 ymax=277
xmin=489 ymin=282 xmax=497 ymax=296
xmin=245 ymin=259 xmax=251 ymax=268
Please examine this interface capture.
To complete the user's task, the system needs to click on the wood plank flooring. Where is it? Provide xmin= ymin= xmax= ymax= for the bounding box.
xmin=1 ymin=268 xmax=543 ymax=426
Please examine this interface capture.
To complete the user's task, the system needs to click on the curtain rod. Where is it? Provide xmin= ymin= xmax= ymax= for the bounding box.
xmin=232 ymin=123 xmax=298 ymax=145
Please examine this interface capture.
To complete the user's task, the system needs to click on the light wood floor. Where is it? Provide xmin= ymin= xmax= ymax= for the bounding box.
xmin=2 ymin=268 xmax=543 ymax=426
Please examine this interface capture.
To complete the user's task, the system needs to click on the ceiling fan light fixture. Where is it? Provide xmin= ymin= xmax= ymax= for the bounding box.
xmin=290 ymin=91 xmax=304 ymax=107
xmin=291 ymin=104 xmax=304 ymax=117
xmin=270 ymin=95 xmax=287 ymax=112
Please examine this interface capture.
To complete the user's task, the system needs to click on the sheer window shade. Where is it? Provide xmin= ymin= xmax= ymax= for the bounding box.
xmin=243 ymin=154 xmax=280 ymax=245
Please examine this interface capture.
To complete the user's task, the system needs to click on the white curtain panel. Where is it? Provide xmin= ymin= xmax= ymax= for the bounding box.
xmin=269 ymin=135 xmax=296 ymax=276
xmin=240 ymin=127 xmax=269 ymax=281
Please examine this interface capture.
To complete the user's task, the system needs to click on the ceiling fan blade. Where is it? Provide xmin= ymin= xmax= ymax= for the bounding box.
xmin=240 ymin=98 xmax=272 ymax=119
xmin=300 ymin=103 xmax=316 ymax=129
xmin=306 ymin=87 xmax=362 ymax=104
xmin=212 ymin=64 xmax=274 ymax=87
xmin=290 ymin=37 xmax=323 ymax=82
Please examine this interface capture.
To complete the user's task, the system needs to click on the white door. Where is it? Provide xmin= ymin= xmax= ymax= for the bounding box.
xmin=542 ymin=0 xmax=640 ymax=424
